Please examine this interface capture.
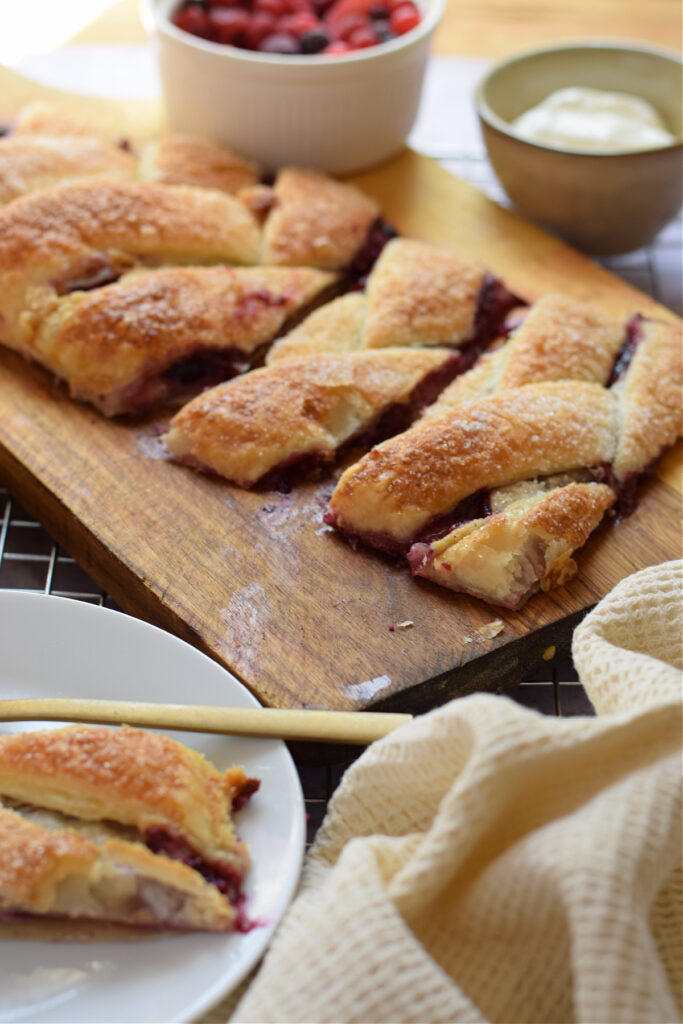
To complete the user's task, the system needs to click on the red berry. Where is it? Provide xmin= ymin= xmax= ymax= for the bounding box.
xmin=172 ymin=4 xmax=212 ymax=38
xmin=348 ymin=23 xmax=378 ymax=46
xmin=323 ymin=39 xmax=352 ymax=53
xmin=243 ymin=10 xmax=277 ymax=46
xmin=324 ymin=0 xmax=372 ymax=28
xmin=208 ymin=6 xmax=250 ymax=42
xmin=205 ymin=0 xmax=243 ymax=6
xmin=333 ymin=12 xmax=369 ymax=39
xmin=279 ymin=11 xmax=320 ymax=36
xmin=254 ymin=0 xmax=288 ymax=17
xmin=389 ymin=2 xmax=420 ymax=33
xmin=284 ymin=0 xmax=315 ymax=12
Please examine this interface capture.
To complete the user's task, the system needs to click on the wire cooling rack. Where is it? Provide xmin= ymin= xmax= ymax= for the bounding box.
xmin=1 ymin=137 xmax=680 ymax=833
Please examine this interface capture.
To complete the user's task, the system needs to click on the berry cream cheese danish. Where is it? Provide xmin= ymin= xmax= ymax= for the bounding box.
xmin=163 ymin=348 xmax=462 ymax=488
xmin=0 ymin=725 xmax=258 ymax=931
xmin=266 ymin=239 xmax=523 ymax=365
xmin=17 ymin=264 xmax=335 ymax=416
xmin=241 ymin=167 xmax=387 ymax=272
xmin=326 ymin=315 xmax=681 ymax=607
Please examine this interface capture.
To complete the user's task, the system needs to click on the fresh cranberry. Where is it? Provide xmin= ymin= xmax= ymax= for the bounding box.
xmin=323 ymin=39 xmax=352 ymax=52
xmin=259 ymin=30 xmax=301 ymax=51
xmin=254 ymin=0 xmax=288 ymax=17
xmin=300 ymin=27 xmax=330 ymax=50
xmin=348 ymin=23 xmax=378 ymax=45
xmin=243 ymin=10 xmax=277 ymax=45
xmin=279 ymin=11 xmax=320 ymax=35
xmin=284 ymin=0 xmax=315 ymax=11
xmin=333 ymin=12 xmax=370 ymax=39
xmin=173 ymin=3 xmax=212 ymax=37
xmin=208 ymin=6 xmax=250 ymax=42
xmin=389 ymin=1 xmax=420 ymax=33
xmin=324 ymin=0 xmax=373 ymax=28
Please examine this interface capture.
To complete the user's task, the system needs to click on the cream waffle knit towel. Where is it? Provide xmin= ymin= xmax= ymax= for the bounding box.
xmin=232 ymin=561 xmax=683 ymax=1024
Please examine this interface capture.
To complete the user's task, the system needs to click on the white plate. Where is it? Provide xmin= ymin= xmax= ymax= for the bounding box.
xmin=0 ymin=591 xmax=305 ymax=1024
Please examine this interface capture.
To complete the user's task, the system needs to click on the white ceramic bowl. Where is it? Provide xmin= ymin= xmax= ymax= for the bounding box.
xmin=146 ymin=0 xmax=444 ymax=175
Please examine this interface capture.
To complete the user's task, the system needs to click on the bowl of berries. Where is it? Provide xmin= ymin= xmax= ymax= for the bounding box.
xmin=148 ymin=0 xmax=444 ymax=174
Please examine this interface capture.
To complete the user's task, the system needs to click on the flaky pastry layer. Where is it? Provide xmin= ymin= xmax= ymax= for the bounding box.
xmin=164 ymin=347 xmax=460 ymax=487
xmin=0 ymin=805 xmax=235 ymax=931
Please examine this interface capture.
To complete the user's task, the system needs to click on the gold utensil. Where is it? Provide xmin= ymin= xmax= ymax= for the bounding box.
xmin=0 ymin=698 xmax=412 ymax=745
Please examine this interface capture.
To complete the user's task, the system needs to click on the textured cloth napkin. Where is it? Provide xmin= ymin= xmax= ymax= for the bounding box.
xmin=231 ymin=560 xmax=682 ymax=1024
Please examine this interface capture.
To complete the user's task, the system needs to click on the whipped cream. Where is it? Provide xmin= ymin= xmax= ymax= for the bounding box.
xmin=511 ymin=86 xmax=678 ymax=152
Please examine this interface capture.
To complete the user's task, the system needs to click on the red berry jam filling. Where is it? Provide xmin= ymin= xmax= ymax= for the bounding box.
xmin=254 ymin=353 xmax=462 ymax=490
xmin=144 ymin=827 xmax=247 ymax=906
xmin=346 ymin=218 xmax=397 ymax=284
xmin=474 ymin=274 xmax=526 ymax=350
xmin=607 ymin=313 xmax=645 ymax=386
xmin=171 ymin=0 xmax=423 ymax=56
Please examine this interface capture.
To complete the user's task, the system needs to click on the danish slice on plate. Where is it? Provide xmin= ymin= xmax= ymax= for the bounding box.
xmin=0 ymin=725 xmax=257 ymax=932
xmin=163 ymin=348 xmax=461 ymax=488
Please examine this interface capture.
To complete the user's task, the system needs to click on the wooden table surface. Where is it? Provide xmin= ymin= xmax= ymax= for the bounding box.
xmin=68 ymin=0 xmax=681 ymax=57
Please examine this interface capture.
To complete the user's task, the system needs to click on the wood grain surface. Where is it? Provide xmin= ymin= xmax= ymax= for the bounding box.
xmin=0 ymin=74 xmax=680 ymax=712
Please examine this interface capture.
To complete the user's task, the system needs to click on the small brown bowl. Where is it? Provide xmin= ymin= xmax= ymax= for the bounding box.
xmin=475 ymin=41 xmax=683 ymax=255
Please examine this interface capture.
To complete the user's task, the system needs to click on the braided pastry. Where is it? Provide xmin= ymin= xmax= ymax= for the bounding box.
xmin=0 ymin=725 xmax=257 ymax=931
xmin=325 ymin=310 xmax=682 ymax=607
xmin=163 ymin=348 xmax=461 ymax=487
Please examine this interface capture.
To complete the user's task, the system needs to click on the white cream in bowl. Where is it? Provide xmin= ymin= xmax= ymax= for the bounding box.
xmin=511 ymin=86 xmax=678 ymax=153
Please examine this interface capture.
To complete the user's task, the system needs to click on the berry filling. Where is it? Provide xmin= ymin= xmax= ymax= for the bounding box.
xmin=254 ymin=353 xmax=463 ymax=490
xmin=473 ymin=274 xmax=527 ymax=351
xmin=171 ymin=0 xmax=423 ymax=55
xmin=346 ymin=218 xmax=398 ymax=284
xmin=144 ymin=827 xmax=246 ymax=906
xmin=607 ymin=313 xmax=645 ymax=386
xmin=108 ymin=346 xmax=250 ymax=416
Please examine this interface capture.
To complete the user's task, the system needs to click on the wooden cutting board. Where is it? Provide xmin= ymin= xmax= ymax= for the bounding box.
xmin=0 ymin=69 xmax=680 ymax=712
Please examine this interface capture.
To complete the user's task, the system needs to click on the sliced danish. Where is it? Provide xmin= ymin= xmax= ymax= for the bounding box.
xmin=325 ymin=381 xmax=617 ymax=554
xmin=407 ymin=477 xmax=615 ymax=608
xmin=247 ymin=167 xmax=385 ymax=271
xmin=19 ymin=265 xmax=335 ymax=416
xmin=163 ymin=348 xmax=462 ymax=488
xmin=266 ymin=238 xmax=523 ymax=366
xmin=0 ymin=804 xmax=236 ymax=932
xmin=0 ymin=725 xmax=257 ymax=924
xmin=138 ymin=134 xmax=260 ymax=195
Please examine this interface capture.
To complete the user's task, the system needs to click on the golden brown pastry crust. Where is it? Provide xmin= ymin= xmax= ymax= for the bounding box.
xmin=138 ymin=135 xmax=260 ymax=195
xmin=266 ymin=292 xmax=367 ymax=363
xmin=258 ymin=167 xmax=381 ymax=269
xmin=9 ymin=102 xmax=107 ymax=139
xmin=362 ymin=238 xmax=487 ymax=349
xmin=0 ymin=179 xmax=262 ymax=351
xmin=327 ymin=381 xmax=617 ymax=548
xmin=0 ymin=725 xmax=248 ymax=875
xmin=612 ymin=318 xmax=683 ymax=481
xmin=422 ymin=292 xmax=626 ymax=418
xmin=0 ymin=806 xmax=235 ymax=930
xmin=0 ymin=136 xmax=136 ymax=204
xmin=409 ymin=480 xmax=615 ymax=607
xmin=164 ymin=348 xmax=459 ymax=487
xmin=25 ymin=265 xmax=334 ymax=415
